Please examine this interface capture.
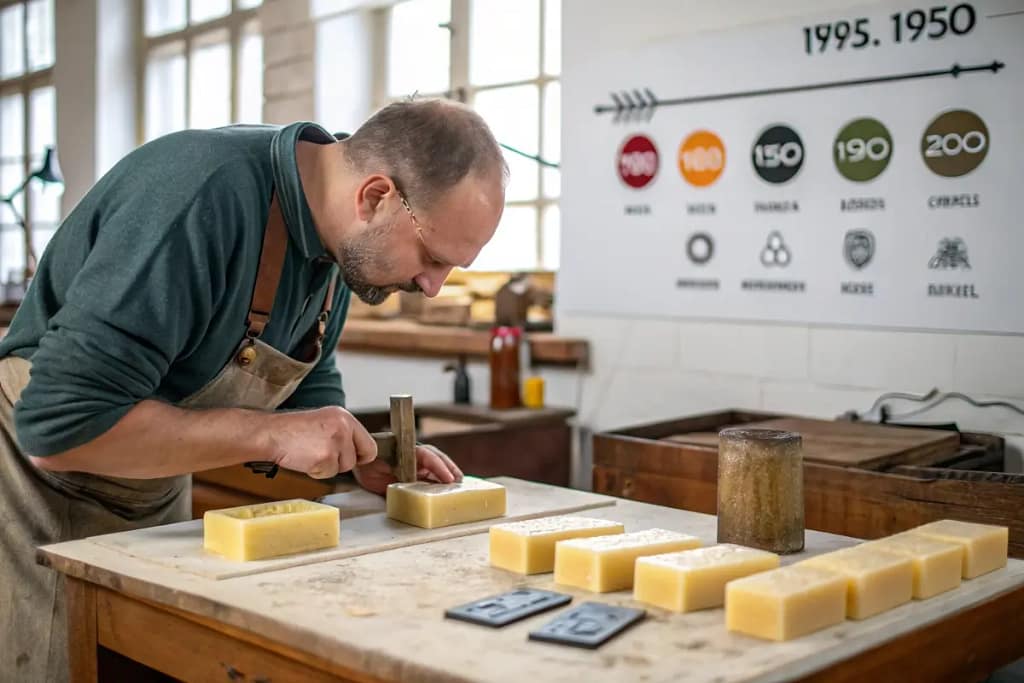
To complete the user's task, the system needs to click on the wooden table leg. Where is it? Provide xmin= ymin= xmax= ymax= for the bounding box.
xmin=65 ymin=577 xmax=98 ymax=683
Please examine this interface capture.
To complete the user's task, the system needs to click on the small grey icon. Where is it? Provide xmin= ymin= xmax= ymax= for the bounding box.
xmin=686 ymin=232 xmax=714 ymax=264
xmin=928 ymin=237 xmax=971 ymax=269
xmin=760 ymin=231 xmax=791 ymax=267
xmin=844 ymin=229 xmax=875 ymax=269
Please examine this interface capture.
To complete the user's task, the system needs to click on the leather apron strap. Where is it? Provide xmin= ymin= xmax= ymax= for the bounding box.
xmin=245 ymin=193 xmax=338 ymax=352
xmin=246 ymin=194 xmax=288 ymax=341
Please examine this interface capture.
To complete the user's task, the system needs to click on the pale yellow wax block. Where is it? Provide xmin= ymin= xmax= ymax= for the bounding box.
xmin=553 ymin=528 xmax=701 ymax=592
xmin=633 ymin=543 xmax=779 ymax=612
xmin=865 ymin=533 xmax=962 ymax=599
xmin=489 ymin=516 xmax=625 ymax=574
xmin=908 ymin=519 xmax=1009 ymax=579
xmin=725 ymin=564 xmax=847 ymax=641
xmin=203 ymin=499 xmax=339 ymax=562
xmin=799 ymin=545 xmax=913 ymax=619
xmin=386 ymin=476 xmax=506 ymax=529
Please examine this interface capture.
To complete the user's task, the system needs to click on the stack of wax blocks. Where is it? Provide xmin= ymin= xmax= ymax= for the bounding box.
xmin=724 ymin=518 xmax=1009 ymax=642
xmin=386 ymin=476 xmax=507 ymax=529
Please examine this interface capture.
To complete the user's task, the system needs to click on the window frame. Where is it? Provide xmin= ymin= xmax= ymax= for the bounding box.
xmin=371 ymin=0 xmax=559 ymax=271
xmin=0 ymin=0 xmax=56 ymax=282
xmin=135 ymin=0 xmax=262 ymax=146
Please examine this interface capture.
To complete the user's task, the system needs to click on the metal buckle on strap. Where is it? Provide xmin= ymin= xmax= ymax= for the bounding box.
xmin=236 ymin=337 xmax=258 ymax=366
xmin=247 ymin=310 xmax=270 ymax=331
xmin=316 ymin=311 xmax=329 ymax=342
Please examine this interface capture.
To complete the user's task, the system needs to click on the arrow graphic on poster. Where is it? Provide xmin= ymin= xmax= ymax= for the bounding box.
xmin=594 ymin=60 xmax=1005 ymax=121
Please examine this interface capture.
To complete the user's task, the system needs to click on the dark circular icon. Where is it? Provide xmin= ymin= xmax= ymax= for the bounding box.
xmin=760 ymin=231 xmax=791 ymax=267
xmin=921 ymin=110 xmax=989 ymax=178
xmin=844 ymin=229 xmax=875 ymax=269
xmin=751 ymin=125 xmax=804 ymax=184
xmin=686 ymin=232 xmax=714 ymax=264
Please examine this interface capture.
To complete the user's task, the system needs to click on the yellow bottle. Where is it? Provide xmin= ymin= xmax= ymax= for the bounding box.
xmin=523 ymin=376 xmax=545 ymax=408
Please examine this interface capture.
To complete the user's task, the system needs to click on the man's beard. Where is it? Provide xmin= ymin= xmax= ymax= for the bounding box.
xmin=338 ymin=219 xmax=421 ymax=305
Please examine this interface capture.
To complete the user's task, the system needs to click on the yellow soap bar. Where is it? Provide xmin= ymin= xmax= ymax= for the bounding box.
xmin=800 ymin=545 xmax=913 ymax=619
xmin=908 ymin=519 xmax=1008 ymax=579
xmin=203 ymin=499 xmax=339 ymax=562
xmin=634 ymin=544 xmax=779 ymax=612
xmin=386 ymin=477 xmax=506 ymax=529
xmin=554 ymin=528 xmax=701 ymax=592
xmin=865 ymin=533 xmax=962 ymax=598
xmin=489 ymin=516 xmax=625 ymax=574
xmin=725 ymin=564 xmax=847 ymax=641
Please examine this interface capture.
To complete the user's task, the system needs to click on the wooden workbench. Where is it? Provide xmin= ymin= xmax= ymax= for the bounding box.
xmin=38 ymin=479 xmax=1024 ymax=683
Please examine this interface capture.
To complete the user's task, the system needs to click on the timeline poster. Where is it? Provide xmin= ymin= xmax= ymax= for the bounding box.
xmin=559 ymin=0 xmax=1024 ymax=334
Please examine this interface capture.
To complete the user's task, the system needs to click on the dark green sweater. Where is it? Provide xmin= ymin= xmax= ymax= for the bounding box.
xmin=0 ymin=122 xmax=351 ymax=457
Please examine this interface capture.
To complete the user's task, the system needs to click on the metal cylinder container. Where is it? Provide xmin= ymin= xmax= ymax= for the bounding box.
xmin=716 ymin=427 xmax=805 ymax=554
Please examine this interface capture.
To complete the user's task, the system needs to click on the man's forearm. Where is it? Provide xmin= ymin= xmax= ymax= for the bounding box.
xmin=28 ymin=399 xmax=276 ymax=478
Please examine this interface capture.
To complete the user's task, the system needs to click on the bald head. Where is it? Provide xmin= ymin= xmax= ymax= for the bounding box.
xmin=341 ymin=98 xmax=508 ymax=210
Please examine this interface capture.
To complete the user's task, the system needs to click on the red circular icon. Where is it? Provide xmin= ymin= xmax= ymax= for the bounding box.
xmin=617 ymin=134 xmax=659 ymax=188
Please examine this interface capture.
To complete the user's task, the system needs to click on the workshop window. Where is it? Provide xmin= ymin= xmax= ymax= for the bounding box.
xmin=141 ymin=0 xmax=264 ymax=144
xmin=379 ymin=0 xmax=561 ymax=272
xmin=0 ymin=0 xmax=57 ymax=286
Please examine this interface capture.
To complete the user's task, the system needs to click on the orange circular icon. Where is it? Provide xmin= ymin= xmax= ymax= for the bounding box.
xmin=678 ymin=130 xmax=726 ymax=187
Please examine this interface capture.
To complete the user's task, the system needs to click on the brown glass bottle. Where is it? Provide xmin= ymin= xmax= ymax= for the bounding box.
xmin=489 ymin=326 xmax=521 ymax=409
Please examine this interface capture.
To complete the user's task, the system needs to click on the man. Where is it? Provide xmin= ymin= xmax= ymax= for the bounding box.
xmin=0 ymin=98 xmax=507 ymax=682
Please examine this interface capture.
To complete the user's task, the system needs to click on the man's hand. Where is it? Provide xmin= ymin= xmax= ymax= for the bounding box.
xmin=266 ymin=406 xmax=378 ymax=478
xmin=353 ymin=444 xmax=464 ymax=496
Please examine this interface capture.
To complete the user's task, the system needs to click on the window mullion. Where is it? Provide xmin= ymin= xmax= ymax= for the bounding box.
xmin=135 ymin=4 xmax=146 ymax=145
xmin=21 ymin=85 xmax=30 ymax=242
xmin=535 ymin=0 xmax=546 ymax=268
xmin=370 ymin=8 xmax=388 ymax=109
xmin=184 ymin=35 xmax=192 ymax=128
xmin=449 ymin=0 xmax=469 ymax=100
xmin=229 ymin=21 xmax=240 ymax=122
xmin=21 ymin=2 xmax=31 ymax=235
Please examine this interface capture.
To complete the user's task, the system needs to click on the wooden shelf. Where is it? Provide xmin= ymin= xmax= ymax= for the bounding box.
xmin=0 ymin=309 xmax=590 ymax=369
xmin=338 ymin=318 xmax=589 ymax=368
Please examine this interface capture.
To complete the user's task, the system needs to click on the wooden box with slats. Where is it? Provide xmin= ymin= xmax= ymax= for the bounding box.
xmin=592 ymin=410 xmax=1024 ymax=558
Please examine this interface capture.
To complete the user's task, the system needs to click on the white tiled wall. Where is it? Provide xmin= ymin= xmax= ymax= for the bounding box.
xmin=679 ymin=321 xmax=809 ymax=381
xmin=809 ymin=329 xmax=957 ymax=390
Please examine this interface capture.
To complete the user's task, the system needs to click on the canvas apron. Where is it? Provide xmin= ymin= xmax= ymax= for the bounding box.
xmin=0 ymin=195 xmax=337 ymax=683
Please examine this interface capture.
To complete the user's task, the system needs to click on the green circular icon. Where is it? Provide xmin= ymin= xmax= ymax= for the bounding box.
xmin=921 ymin=109 xmax=989 ymax=177
xmin=833 ymin=118 xmax=893 ymax=182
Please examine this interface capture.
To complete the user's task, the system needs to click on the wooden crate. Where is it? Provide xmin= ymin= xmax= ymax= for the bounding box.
xmin=592 ymin=410 xmax=1024 ymax=558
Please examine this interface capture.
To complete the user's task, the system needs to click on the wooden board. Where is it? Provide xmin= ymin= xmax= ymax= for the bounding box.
xmin=665 ymin=417 xmax=960 ymax=469
xmin=85 ymin=477 xmax=615 ymax=580
xmin=38 ymin=495 xmax=1024 ymax=683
